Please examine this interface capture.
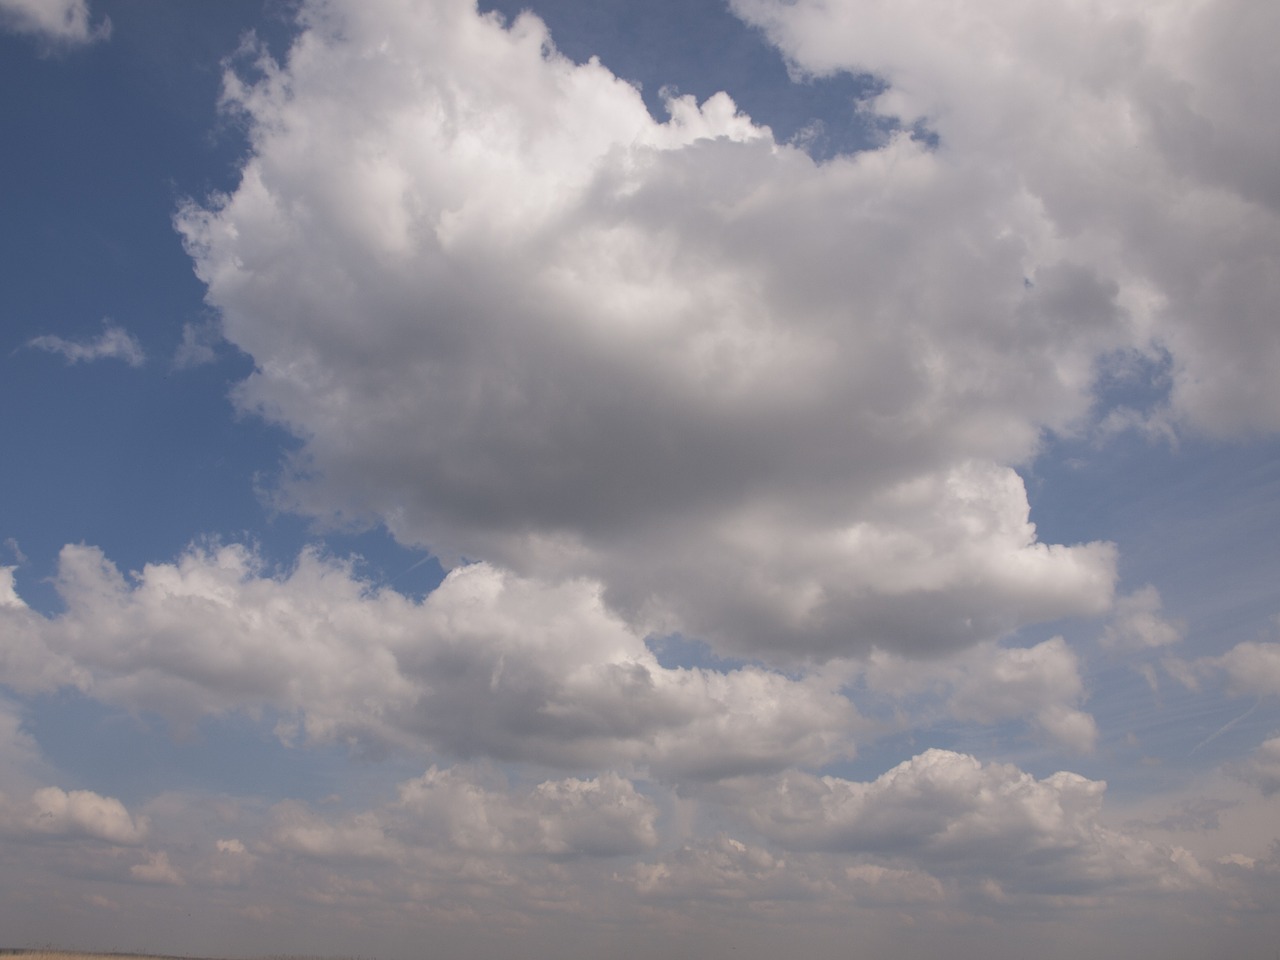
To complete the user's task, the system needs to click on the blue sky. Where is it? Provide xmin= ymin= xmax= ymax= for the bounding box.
xmin=2 ymin=1 xmax=1280 ymax=958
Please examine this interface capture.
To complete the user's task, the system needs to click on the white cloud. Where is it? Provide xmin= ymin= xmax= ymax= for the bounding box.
xmin=2 ymin=542 xmax=858 ymax=780
xmin=130 ymin=849 xmax=183 ymax=885
xmin=1214 ymin=642 xmax=1280 ymax=697
xmin=176 ymin=0 xmax=1119 ymax=663
xmin=731 ymin=0 xmax=1280 ymax=437
xmin=26 ymin=320 xmax=144 ymax=367
xmin=739 ymin=749 xmax=1207 ymax=896
xmin=395 ymin=767 xmax=658 ymax=858
xmin=865 ymin=637 xmax=1098 ymax=752
xmin=1103 ymin=586 xmax=1184 ymax=650
xmin=23 ymin=786 xmax=147 ymax=845
xmin=267 ymin=802 xmax=399 ymax=863
xmin=0 ymin=693 xmax=49 ymax=792
xmin=627 ymin=835 xmax=811 ymax=902
xmin=0 ymin=566 xmax=89 ymax=694
xmin=0 ymin=0 xmax=109 ymax=46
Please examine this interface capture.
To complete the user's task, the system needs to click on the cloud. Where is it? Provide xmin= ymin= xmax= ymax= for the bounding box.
xmin=1103 ymin=586 xmax=1185 ymax=650
xmin=1214 ymin=642 xmax=1280 ymax=697
xmin=1230 ymin=736 xmax=1280 ymax=796
xmin=172 ymin=320 xmax=219 ymax=369
xmin=26 ymin=320 xmax=144 ymax=367
xmin=22 ymin=786 xmax=148 ymax=845
xmin=176 ymin=0 xmax=1119 ymax=663
xmin=0 ymin=0 xmax=109 ymax=46
xmin=395 ymin=768 xmax=658 ymax=858
xmin=864 ymin=636 xmax=1098 ymax=752
xmin=627 ymin=835 xmax=814 ymax=903
xmin=2 ymin=542 xmax=858 ymax=780
xmin=0 ymin=692 xmax=49 ymax=790
xmin=731 ymin=0 xmax=1280 ymax=437
xmin=738 ymin=749 xmax=1207 ymax=897
xmin=130 ymin=849 xmax=183 ymax=885
xmin=267 ymin=802 xmax=399 ymax=863
xmin=0 ymin=566 xmax=89 ymax=693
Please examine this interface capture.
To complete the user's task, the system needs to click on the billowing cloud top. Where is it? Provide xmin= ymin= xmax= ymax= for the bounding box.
xmin=173 ymin=0 xmax=1145 ymax=662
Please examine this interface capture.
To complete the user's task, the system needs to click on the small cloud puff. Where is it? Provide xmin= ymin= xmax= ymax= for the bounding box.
xmin=130 ymin=849 xmax=183 ymax=885
xmin=0 ymin=0 xmax=109 ymax=47
xmin=172 ymin=320 xmax=220 ymax=370
xmin=1103 ymin=586 xmax=1184 ymax=650
xmin=26 ymin=320 xmax=144 ymax=367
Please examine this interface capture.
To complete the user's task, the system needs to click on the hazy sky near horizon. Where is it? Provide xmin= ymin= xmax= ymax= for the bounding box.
xmin=2 ymin=0 xmax=1280 ymax=957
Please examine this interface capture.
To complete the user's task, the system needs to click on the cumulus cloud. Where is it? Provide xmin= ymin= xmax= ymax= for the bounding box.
xmin=1103 ymin=586 xmax=1185 ymax=650
xmin=26 ymin=321 xmax=144 ymax=367
xmin=627 ymin=835 xmax=811 ymax=902
xmin=130 ymin=849 xmax=183 ymax=885
xmin=0 ymin=692 xmax=51 ymax=799
xmin=731 ymin=0 xmax=1280 ymax=437
xmin=739 ymin=749 xmax=1207 ymax=897
xmin=22 ymin=786 xmax=147 ymax=845
xmin=0 ymin=0 xmax=109 ymax=46
xmin=396 ymin=767 xmax=657 ymax=858
xmin=0 ymin=542 xmax=857 ymax=780
xmin=257 ymin=767 xmax=656 ymax=875
xmin=864 ymin=637 xmax=1098 ymax=752
xmin=177 ymin=0 xmax=1119 ymax=663
xmin=268 ymin=803 xmax=399 ymax=863
xmin=1215 ymin=642 xmax=1280 ymax=697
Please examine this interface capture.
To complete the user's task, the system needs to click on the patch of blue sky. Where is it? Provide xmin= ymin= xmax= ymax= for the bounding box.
xmin=23 ymin=688 xmax=421 ymax=810
xmin=1 ymin=2 xmax=451 ymax=614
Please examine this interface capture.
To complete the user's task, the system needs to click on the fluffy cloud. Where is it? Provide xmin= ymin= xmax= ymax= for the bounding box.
xmin=1215 ymin=642 xmax=1280 ymax=697
xmin=130 ymin=849 xmax=183 ymax=885
xmin=0 ymin=0 xmax=109 ymax=46
xmin=177 ymin=0 xmax=1119 ymax=662
xmin=395 ymin=767 xmax=658 ymax=858
xmin=864 ymin=637 xmax=1098 ymax=752
xmin=21 ymin=786 xmax=147 ymax=845
xmin=254 ymin=768 xmax=657 ymax=885
xmin=739 ymin=749 xmax=1207 ymax=897
xmin=732 ymin=0 xmax=1280 ymax=436
xmin=26 ymin=321 xmax=144 ymax=367
xmin=1 ymin=542 xmax=856 ymax=780
xmin=1103 ymin=586 xmax=1184 ymax=650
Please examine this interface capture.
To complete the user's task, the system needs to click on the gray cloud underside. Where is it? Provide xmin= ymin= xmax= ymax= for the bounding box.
xmin=173 ymin=0 xmax=1144 ymax=661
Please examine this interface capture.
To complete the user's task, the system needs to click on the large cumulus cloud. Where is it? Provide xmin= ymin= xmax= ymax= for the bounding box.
xmin=0 ymin=543 xmax=857 ymax=780
xmin=176 ymin=0 xmax=1121 ymax=661
xmin=732 ymin=0 xmax=1280 ymax=436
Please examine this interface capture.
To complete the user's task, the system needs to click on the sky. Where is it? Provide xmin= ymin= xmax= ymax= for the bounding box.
xmin=2 ymin=0 xmax=1280 ymax=957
